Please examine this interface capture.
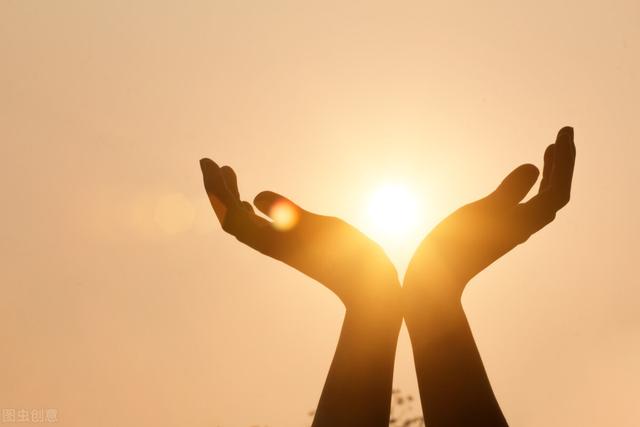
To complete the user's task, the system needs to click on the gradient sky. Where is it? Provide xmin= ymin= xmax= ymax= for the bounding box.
xmin=1 ymin=1 xmax=639 ymax=426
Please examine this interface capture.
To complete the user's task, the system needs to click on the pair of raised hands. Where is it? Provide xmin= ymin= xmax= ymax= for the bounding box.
xmin=200 ymin=127 xmax=575 ymax=427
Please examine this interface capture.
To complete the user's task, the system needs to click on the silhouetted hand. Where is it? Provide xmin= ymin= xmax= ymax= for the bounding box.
xmin=405 ymin=126 xmax=576 ymax=299
xmin=403 ymin=127 xmax=576 ymax=427
xmin=199 ymin=159 xmax=400 ymax=313
xmin=200 ymin=159 xmax=403 ymax=427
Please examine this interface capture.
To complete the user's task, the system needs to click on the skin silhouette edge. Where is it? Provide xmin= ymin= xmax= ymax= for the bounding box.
xmin=199 ymin=126 xmax=576 ymax=427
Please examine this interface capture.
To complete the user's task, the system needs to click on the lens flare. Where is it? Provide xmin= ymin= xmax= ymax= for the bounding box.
xmin=270 ymin=200 xmax=299 ymax=231
xmin=153 ymin=192 xmax=196 ymax=235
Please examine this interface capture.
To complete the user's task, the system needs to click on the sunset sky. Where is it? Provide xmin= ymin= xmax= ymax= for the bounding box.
xmin=1 ymin=1 xmax=639 ymax=426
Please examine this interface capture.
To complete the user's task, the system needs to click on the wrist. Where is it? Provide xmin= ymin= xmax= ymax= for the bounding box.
xmin=344 ymin=280 xmax=403 ymax=323
xmin=347 ymin=304 xmax=403 ymax=325
xmin=345 ymin=300 xmax=403 ymax=334
xmin=402 ymin=278 xmax=465 ymax=326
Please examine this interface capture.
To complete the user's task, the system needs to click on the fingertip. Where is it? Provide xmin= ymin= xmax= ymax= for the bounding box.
xmin=220 ymin=165 xmax=234 ymax=174
xmin=253 ymin=191 xmax=278 ymax=212
xmin=489 ymin=163 xmax=540 ymax=206
xmin=553 ymin=126 xmax=575 ymax=164
xmin=539 ymin=144 xmax=556 ymax=193
xmin=557 ymin=126 xmax=574 ymax=142
xmin=253 ymin=191 xmax=271 ymax=212
xmin=253 ymin=191 xmax=305 ymax=224
xmin=520 ymin=163 xmax=540 ymax=179
xmin=199 ymin=158 xmax=219 ymax=173
xmin=253 ymin=190 xmax=271 ymax=204
xmin=544 ymin=144 xmax=555 ymax=162
xmin=511 ymin=163 xmax=540 ymax=185
xmin=219 ymin=165 xmax=237 ymax=183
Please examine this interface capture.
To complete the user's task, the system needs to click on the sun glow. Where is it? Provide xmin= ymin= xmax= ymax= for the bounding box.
xmin=361 ymin=182 xmax=426 ymax=272
xmin=365 ymin=183 xmax=420 ymax=239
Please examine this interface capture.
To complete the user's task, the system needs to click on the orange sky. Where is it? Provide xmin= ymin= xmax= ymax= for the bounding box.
xmin=1 ymin=1 xmax=639 ymax=426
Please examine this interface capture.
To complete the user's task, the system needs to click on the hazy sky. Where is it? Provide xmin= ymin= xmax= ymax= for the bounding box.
xmin=1 ymin=1 xmax=639 ymax=426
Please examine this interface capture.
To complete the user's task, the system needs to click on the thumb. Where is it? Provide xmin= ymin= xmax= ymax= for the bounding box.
xmin=488 ymin=164 xmax=540 ymax=206
xmin=253 ymin=191 xmax=306 ymax=229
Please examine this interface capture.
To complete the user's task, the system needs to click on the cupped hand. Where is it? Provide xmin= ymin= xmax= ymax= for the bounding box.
xmin=199 ymin=159 xmax=400 ymax=313
xmin=404 ymin=127 xmax=576 ymax=300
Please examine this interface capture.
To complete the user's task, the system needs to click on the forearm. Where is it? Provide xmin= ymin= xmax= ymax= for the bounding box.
xmin=405 ymin=292 xmax=507 ymax=427
xmin=312 ymin=307 xmax=402 ymax=427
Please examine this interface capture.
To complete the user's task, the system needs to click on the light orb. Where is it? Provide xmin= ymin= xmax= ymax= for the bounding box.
xmin=270 ymin=200 xmax=299 ymax=231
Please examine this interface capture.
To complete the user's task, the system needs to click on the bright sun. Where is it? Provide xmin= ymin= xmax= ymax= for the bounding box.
xmin=365 ymin=183 xmax=420 ymax=240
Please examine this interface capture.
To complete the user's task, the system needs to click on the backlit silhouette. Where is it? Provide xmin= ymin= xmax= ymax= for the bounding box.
xmin=200 ymin=127 xmax=576 ymax=427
